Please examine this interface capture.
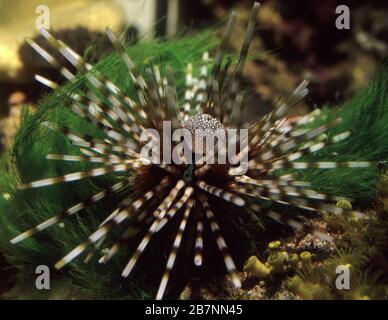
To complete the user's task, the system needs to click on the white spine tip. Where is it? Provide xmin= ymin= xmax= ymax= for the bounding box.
xmin=233 ymin=277 xmax=242 ymax=288
xmin=40 ymin=28 xmax=50 ymax=38
xmin=194 ymin=254 xmax=203 ymax=266
xmin=234 ymin=197 xmax=245 ymax=207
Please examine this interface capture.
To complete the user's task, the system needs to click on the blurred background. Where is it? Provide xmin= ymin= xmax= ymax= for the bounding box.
xmin=0 ymin=0 xmax=387 ymax=296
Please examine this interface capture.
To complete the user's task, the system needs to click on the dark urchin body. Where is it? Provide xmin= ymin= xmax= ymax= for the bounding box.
xmin=11 ymin=2 xmax=373 ymax=299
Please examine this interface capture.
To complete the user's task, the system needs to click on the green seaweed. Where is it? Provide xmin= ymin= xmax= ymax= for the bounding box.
xmin=290 ymin=64 xmax=388 ymax=199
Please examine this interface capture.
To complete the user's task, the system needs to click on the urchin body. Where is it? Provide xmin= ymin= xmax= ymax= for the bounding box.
xmin=12 ymin=2 xmax=373 ymax=299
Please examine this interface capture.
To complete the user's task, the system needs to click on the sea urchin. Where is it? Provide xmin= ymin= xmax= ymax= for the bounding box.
xmin=11 ymin=2 xmax=373 ymax=299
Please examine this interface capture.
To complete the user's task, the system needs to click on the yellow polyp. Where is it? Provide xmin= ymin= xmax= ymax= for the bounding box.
xmin=268 ymin=240 xmax=281 ymax=250
xmin=288 ymin=253 xmax=299 ymax=269
xmin=350 ymin=292 xmax=371 ymax=300
xmin=243 ymin=255 xmax=272 ymax=278
xmin=336 ymin=199 xmax=352 ymax=209
xmin=300 ymin=251 xmax=312 ymax=262
xmin=267 ymin=251 xmax=288 ymax=272
xmin=287 ymin=275 xmax=329 ymax=300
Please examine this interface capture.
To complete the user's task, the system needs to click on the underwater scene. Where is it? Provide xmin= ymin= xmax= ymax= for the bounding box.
xmin=0 ymin=0 xmax=387 ymax=302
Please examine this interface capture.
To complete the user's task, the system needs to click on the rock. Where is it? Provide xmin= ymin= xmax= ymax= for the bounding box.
xmin=0 ymin=0 xmax=125 ymax=83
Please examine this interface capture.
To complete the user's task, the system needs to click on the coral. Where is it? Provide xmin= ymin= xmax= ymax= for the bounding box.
xmin=243 ymin=256 xmax=272 ymax=279
xmin=243 ymin=241 xmax=315 ymax=280
xmin=247 ymin=175 xmax=388 ymax=300
xmin=286 ymin=183 xmax=388 ymax=300
xmin=329 ymin=248 xmax=368 ymax=270
xmin=287 ymin=274 xmax=333 ymax=300
xmin=343 ymin=270 xmax=386 ymax=300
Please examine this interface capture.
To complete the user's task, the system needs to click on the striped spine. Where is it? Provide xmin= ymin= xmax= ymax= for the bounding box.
xmin=200 ymin=194 xmax=241 ymax=288
xmin=156 ymin=199 xmax=195 ymax=300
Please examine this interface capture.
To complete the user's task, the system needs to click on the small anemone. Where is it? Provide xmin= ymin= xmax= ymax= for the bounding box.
xmin=343 ymin=269 xmax=387 ymax=300
xmin=286 ymin=274 xmax=333 ymax=300
xmin=295 ymin=262 xmax=334 ymax=286
xmin=329 ymin=247 xmax=369 ymax=270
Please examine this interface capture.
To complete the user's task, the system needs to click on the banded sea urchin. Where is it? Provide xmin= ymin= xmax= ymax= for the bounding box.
xmin=11 ymin=2 xmax=374 ymax=299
